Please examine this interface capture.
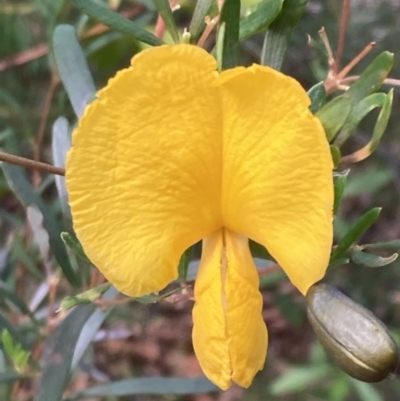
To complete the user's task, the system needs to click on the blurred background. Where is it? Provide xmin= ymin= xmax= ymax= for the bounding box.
xmin=1 ymin=0 xmax=400 ymax=400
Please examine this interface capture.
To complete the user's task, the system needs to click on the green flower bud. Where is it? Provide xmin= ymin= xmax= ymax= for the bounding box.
xmin=306 ymin=282 xmax=398 ymax=382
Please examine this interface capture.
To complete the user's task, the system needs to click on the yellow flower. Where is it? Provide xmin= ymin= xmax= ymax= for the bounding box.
xmin=66 ymin=44 xmax=333 ymax=390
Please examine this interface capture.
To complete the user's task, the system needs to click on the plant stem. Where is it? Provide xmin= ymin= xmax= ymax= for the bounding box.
xmin=335 ymin=0 xmax=351 ymax=74
xmin=0 ymin=150 xmax=65 ymax=176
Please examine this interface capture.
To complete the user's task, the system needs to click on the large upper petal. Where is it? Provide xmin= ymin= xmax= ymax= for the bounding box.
xmin=192 ymin=229 xmax=267 ymax=390
xmin=218 ymin=65 xmax=334 ymax=295
xmin=66 ymin=45 xmax=223 ymax=296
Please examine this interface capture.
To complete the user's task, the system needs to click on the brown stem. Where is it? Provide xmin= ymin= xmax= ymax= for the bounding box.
xmin=0 ymin=6 xmax=145 ymax=72
xmin=155 ymin=15 xmax=166 ymax=39
xmin=0 ymin=151 xmax=65 ymax=176
xmin=258 ymin=263 xmax=281 ymax=277
xmin=335 ymin=0 xmax=351 ymax=74
xmin=33 ymin=74 xmax=60 ymax=186
xmin=337 ymin=42 xmax=376 ymax=79
xmin=324 ymin=42 xmax=376 ymax=94
xmin=340 ymin=76 xmax=400 ymax=87
xmin=34 ymin=74 xmax=59 ymax=163
xmin=197 ymin=16 xmax=219 ymax=48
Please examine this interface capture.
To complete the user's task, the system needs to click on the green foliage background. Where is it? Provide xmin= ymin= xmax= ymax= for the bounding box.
xmin=1 ymin=0 xmax=400 ymax=400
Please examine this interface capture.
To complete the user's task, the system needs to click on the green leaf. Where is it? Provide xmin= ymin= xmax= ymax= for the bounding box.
xmin=363 ymin=240 xmax=400 ymax=252
xmin=58 ymin=283 xmax=111 ymax=311
xmin=178 ymin=248 xmax=192 ymax=280
xmin=269 ymin=365 xmax=330 ymax=395
xmin=328 ymin=375 xmax=351 ymax=401
xmin=333 ymin=170 xmax=349 ymax=215
xmin=351 ymin=248 xmax=398 ymax=268
xmin=52 ymin=117 xmax=71 ymax=218
xmin=152 ymin=0 xmax=180 ymax=43
xmin=334 ymin=51 xmax=394 ymax=147
xmin=35 ymin=304 xmax=97 ymax=401
xmin=343 ymin=167 xmax=394 ymax=198
xmin=346 ymin=52 xmax=394 ymax=103
xmin=335 ymin=92 xmax=391 ymax=148
xmin=69 ymin=0 xmax=163 ymax=47
xmin=239 ymin=0 xmax=283 ymax=41
xmin=328 ymin=257 xmax=350 ymax=269
xmin=53 ymin=25 xmax=96 ymax=118
xmin=342 ymin=90 xmax=393 ymax=162
xmin=2 ymin=330 xmax=30 ymax=371
xmin=61 ymin=231 xmax=91 ymax=265
xmin=133 ymin=289 xmax=181 ymax=304
xmin=1 ymin=330 xmax=14 ymax=359
xmin=2 ymin=164 xmax=79 ymax=286
xmin=71 ymin=287 xmax=118 ymax=369
xmin=260 ymin=0 xmax=307 ymax=70
xmin=0 ymin=315 xmax=20 ymax=345
xmin=316 ymin=95 xmax=351 ymax=141
xmin=330 ymin=145 xmax=341 ymax=169
xmin=189 ymin=0 xmax=213 ymax=40
xmin=14 ymin=349 xmax=30 ymax=371
xmin=350 ymin=379 xmax=384 ymax=401
xmin=65 ymin=377 xmax=217 ymax=400
xmin=217 ymin=0 xmax=240 ymax=70
xmin=308 ymin=82 xmax=326 ymax=114
xmin=330 ymin=208 xmax=381 ymax=263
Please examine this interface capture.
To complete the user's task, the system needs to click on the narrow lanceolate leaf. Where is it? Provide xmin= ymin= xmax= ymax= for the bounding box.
xmin=308 ymin=82 xmax=326 ymax=114
xmin=65 ymin=377 xmax=218 ymax=400
xmin=330 ymin=145 xmax=341 ymax=169
xmin=58 ymin=283 xmax=111 ymax=311
xmin=316 ymin=95 xmax=351 ymax=141
xmin=69 ymin=0 xmax=163 ymax=46
xmin=35 ymin=304 xmax=96 ymax=401
xmin=341 ymin=90 xmax=393 ymax=162
xmin=239 ymin=0 xmax=283 ymax=41
xmin=328 ymin=257 xmax=350 ymax=269
xmin=217 ymin=0 xmax=240 ymax=70
xmin=363 ymin=240 xmax=400 ymax=252
xmin=330 ymin=208 xmax=381 ymax=263
xmin=61 ymin=232 xmax=91 ymax=265
xmin=52 ymin=117 xmax=71 ymax=218
xmin=334 ymin=52 xmax=394 ymax=147
xmin=189 ymin=0 xmax=213 ymax=41
xmin=351 ymin=248 xmax=398 ymax=268
xmin=333 ymin=170 xmax=349 ymax=215
xmin=71 ymin=287 xmax=118 ymax=369
xmin=2 ymin=164 xmax=79 ymax=286
xmin=53 ymin=26 xmax=96 ymax=118
xmin=346 ymin=51 xmax=394 ymax=103
xmin=152 ymin=0 xmax=180 ymax=43
xmin=261 ymin=0 xmax=307 ymax=69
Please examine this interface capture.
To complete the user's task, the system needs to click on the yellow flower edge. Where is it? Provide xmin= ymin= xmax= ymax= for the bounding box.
xmin=66 ymin=44 xmax=334 ymax=390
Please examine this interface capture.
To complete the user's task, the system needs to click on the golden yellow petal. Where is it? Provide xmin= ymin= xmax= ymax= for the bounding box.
xmin=192 ymin=229 xmax=267 ymax=390
xmin=66 ymin=45 xmax=223 ymax=297
xmin=218 ymin=65 xmax=334 ymax=295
